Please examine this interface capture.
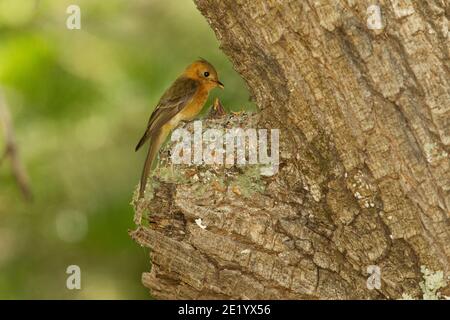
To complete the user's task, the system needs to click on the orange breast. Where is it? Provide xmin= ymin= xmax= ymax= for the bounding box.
xmin=180 ymin=86 xmax=209 ymax=121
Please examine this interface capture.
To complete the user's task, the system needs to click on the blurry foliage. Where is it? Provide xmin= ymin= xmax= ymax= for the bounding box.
xmin=0 ymin=34 xmax=99 ymax=118
xmin=0 ymin=0 xmax=253 ymax=299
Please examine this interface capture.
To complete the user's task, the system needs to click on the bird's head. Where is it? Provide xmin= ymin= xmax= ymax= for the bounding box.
xmin=184 ymin=59 xmax=224 ymax=90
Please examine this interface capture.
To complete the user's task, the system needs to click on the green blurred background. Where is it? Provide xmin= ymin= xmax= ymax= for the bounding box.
xmin=0 ymin=0 xmax=252 ymax=299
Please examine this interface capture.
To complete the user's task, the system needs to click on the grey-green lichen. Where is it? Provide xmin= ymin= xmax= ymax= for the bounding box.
xmin=419 ymin=266 xmax=448 ymax=300
xmin=399 ymin=266 xmax=448 ymax=300
xmin=232 ymin=165 xmax=265 ymax=198
xmin=155 ymin=165 xmax=189 ymax=184
xmin=399 ymin=293 xmax=415 ymax=300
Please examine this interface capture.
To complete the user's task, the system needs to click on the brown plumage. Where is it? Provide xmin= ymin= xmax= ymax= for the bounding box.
xmin=135 ymin=59 xmax=224 ymax=198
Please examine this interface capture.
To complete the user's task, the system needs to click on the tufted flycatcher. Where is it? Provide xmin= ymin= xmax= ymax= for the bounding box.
xmin=135 ymin=59 xmax=224 ymax=198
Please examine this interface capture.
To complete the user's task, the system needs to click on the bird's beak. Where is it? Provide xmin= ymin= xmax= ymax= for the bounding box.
xmin=216 ymin=80 xmax=224 ymax=89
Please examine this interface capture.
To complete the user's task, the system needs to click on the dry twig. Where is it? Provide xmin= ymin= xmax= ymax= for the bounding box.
xmin=0 ymin=90 xmax=32 ymax=201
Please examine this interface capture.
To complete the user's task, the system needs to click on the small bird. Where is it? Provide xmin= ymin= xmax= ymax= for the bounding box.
xmin=135 ymin=59 xmax=224 ymax=198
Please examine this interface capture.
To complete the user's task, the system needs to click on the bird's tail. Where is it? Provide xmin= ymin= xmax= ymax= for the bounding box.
xmin=138 ymin=128 xmax=167 ymax=198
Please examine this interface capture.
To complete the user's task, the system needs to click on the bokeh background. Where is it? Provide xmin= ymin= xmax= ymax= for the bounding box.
xmin=0 ymin=0 xmax=253 ymax=299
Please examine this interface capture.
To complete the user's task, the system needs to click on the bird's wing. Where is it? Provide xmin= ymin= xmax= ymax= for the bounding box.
xmin=135 ymin=77 xmax=198 ymax=151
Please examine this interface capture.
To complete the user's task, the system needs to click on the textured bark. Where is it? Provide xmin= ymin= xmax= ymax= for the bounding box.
xmin=131 ymin=0 xmax=449 ymax=299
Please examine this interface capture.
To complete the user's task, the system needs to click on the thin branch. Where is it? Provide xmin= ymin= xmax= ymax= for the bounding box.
xmin=0 ymin=89 xmax=33 ymax=201
xmin=0 ymin=146 xmax=8 ymax=166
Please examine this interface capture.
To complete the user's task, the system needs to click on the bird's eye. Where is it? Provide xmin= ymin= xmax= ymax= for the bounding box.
xmin=203 ymin=71 xmax=210 ymax=77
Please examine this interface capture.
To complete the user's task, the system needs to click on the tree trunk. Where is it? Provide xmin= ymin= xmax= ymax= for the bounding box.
xmin=130 ymin=0 xmax=449 ymax=299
